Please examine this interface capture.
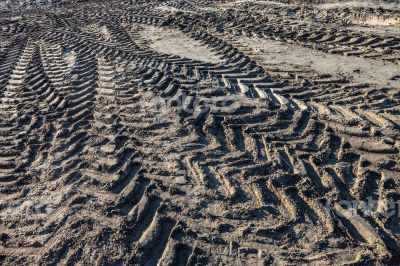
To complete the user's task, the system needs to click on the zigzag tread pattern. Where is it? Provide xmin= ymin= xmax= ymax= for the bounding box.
xmin=0 ymin=0 xmax=399 ymax=265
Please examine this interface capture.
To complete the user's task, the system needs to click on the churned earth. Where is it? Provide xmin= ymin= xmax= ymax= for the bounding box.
xmin=0 ymin=0 xmax=399 ymax=265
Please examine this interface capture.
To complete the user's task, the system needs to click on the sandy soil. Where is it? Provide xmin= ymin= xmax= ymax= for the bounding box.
xmin=237 ymin=35 xmax=400 ymax=87
xmin=141 ymin=25 xmax=222 ymax=64
xmin=317 ymin=1 xmax=400 ymax=10
xmin=0 ymin=0 xmax=399 ymax=265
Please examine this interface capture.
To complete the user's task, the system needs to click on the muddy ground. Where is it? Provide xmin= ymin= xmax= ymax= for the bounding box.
xmin=0 ymin=0 xmax=399 ymax=265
